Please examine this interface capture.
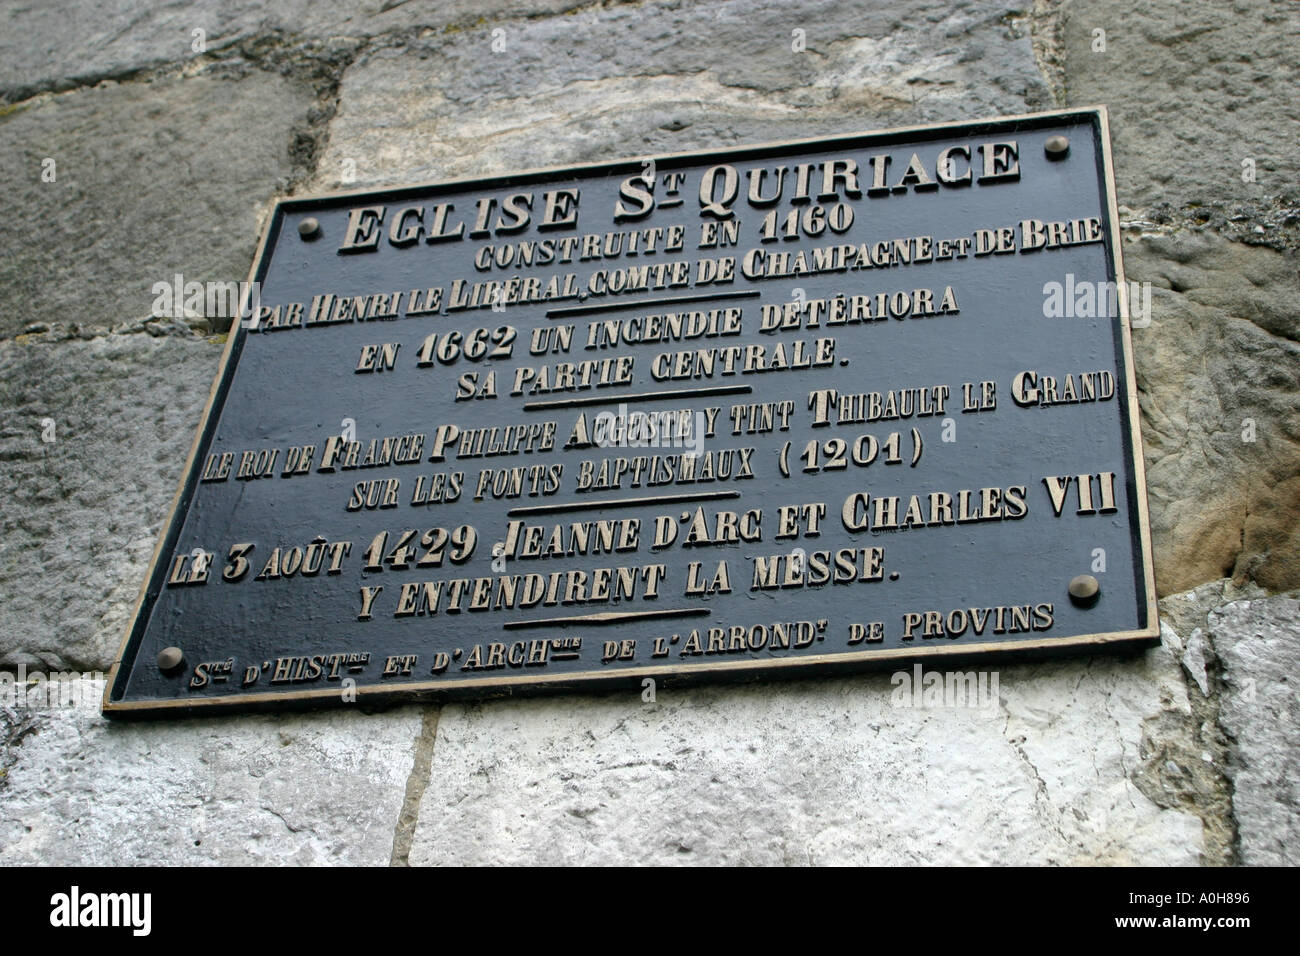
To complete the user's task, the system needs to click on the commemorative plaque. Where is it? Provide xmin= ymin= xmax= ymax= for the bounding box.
xmin=104 ymin=106 xmax=1158 ymax=717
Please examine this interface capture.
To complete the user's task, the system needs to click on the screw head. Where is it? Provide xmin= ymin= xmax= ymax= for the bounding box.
xmin=298 ymin=217 xmax=321 ymax=239
xmin=157 ymin=646 xmax=184 ymax=673
xmin=1045 ymin=135 xmax=1070 ymax=159
xmin=1068 ymin=574 xmax=1100 ymax=605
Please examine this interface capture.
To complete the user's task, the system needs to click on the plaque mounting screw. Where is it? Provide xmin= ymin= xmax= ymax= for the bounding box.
xmin=1068 ymin=574 xmax=1100 ymax=606
xmin=298 ymin=217 xmax=321 ymax=240
xmin=1044 ymin=135 xmax=1070 ymax=159
xmin=157 ymin=646 xmax=184 ymax=673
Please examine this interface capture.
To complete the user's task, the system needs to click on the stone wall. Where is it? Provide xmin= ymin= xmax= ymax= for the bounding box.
xmin=1 ymin=0 xmax=1296 ymax=865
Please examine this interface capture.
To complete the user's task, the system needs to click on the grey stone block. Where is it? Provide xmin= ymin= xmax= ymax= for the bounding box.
xmin=0 ymin=71 xmax=313 ymax=340
xmin=0 ymin=0 xmax=583 ymax=101
xmin=311 ymin=0 xmax=1050 ymax=190
xmin=0 ymin=681 xmax=422 ymax=865
xmin=1061 ymin=0 xmax=1300 ymax=248
xmin=0 ymin=332 xmax=223 ymax=670
xmin=409 ymin=652 xmax=1202 ymax=865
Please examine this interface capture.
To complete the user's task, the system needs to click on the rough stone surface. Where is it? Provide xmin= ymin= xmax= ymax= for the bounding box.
xmin=1158 ymin=577 xmax=1265 ymax=642
xmin=0 ymin=332 xmax=223 ymax=671
xmin=1124 ymin=231 xmax=1300 ymax=596
xmin=0 ymin=681 xmax=422 ymax=865
xmin=0 ymin=0 xmax=583 ymax=102
xmin=312 ymin=0 xmax=1051 ymax=190
xmin=410 ymin=650 xmax=1202 ymax=865
xmin=1061 ymin=0 xmax=1300 ymax=251
xmin=0 ymin=70 xmax=314 ymax=340
xmin=1209 ymin=596 xmax=1300 ymax=865
xmin=1060 ymin=1 xmax=1300 ymax=598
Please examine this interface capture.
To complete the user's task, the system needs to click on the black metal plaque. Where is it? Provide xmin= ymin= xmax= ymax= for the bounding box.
xmin=105 ymin=107 xmax=1158 ymax=717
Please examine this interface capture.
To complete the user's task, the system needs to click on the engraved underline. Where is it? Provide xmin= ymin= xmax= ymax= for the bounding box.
xmin=523 ymin=384 xmax=752 ymax=411
xmin=502 ymin=607 xmax=710 ymax=630
xmin=545 ymin=289 xmax=760 ymax=318
xmin=506 ymin=490 xmax=739 ymax=517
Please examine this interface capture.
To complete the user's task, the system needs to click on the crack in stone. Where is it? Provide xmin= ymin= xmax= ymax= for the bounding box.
xmin=0 ymin=709 xmax=44 ymax=793
xmin=261 ymin=805 xmax=306 ymax=835
xmin=389 ymin=706 xmax=441 ymax=866
xmin=1130 ymin=593 xmax=1240 ymax=865
xmin=1007 ymin=733 xmax=1072 ymax=853
xmin=1198 ymin=625 xmax=1244 ymax=865
xmin=1010 ymin=0 xmax=1065 ymax=107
